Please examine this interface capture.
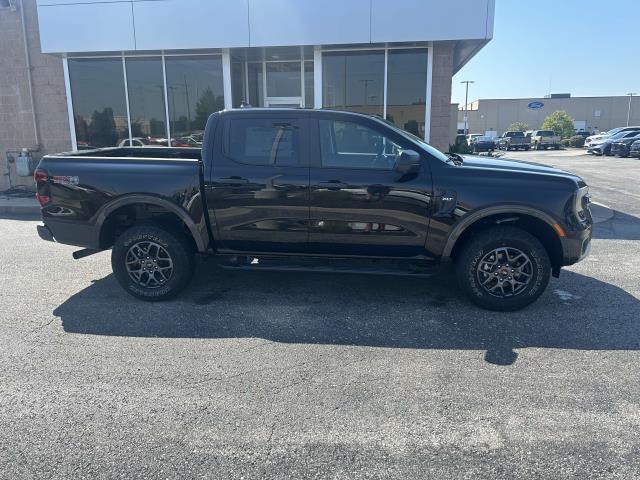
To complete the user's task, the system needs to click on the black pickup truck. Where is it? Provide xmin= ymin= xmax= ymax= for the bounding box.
xmin=35 ymin=109 xmax=592 ymax=311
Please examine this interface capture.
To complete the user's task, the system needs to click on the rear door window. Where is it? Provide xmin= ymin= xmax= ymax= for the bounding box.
xmin=226 ymin=118 xmax=301 ymax=166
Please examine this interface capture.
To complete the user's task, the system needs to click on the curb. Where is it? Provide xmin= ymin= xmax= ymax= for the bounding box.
xmin=0 ymin=199 xmax=41 ymax=217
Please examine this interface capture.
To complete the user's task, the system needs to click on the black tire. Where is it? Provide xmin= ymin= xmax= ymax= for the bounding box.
xmin=455 ymin=226 xmax=551 ymax=311
xmin=112 ymin=224 xmax=195 ymax=301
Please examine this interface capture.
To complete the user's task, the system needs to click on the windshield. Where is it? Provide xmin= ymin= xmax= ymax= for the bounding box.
xmin=537 ymin=130 xmax=555 ymax=136
xmin=476 ymin=136 xmax=492 ymax=141
xmin=612 ymin=130 xmax=637 ymax=139
xmin=378 ymin=119 xmax=450 ymax=163
xmin=506 ymin=132 xmax=525 ymax=137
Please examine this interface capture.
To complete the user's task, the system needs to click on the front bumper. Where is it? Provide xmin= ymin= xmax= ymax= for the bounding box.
xmin=561 ymin=208 xmax=593 ymax=266
xmin=587 ymin=145 xmax=605 ymax=154
xmin=611 ymin=144 xmax=630 ymax=156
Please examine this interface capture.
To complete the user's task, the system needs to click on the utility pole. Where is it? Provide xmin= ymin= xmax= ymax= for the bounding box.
xmin=627 ymin=93 xmax=637 ymax=127
xmin=460 ymin=80 xmax=475 ymax=136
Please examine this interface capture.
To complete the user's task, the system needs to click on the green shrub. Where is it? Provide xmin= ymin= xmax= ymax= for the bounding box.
xmin=569 ymin=135 xmax=585 ymax=148
xmin=561 ymin=138 xmax=571 ymax=147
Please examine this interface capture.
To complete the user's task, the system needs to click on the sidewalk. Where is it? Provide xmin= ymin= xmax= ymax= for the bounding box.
xmin=0 ymin=195 xmax=40 ymax=216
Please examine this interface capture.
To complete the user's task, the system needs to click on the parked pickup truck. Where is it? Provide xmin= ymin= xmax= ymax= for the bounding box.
xmin=35 ymin=109 xmax=592 ymax=311
xmin=528 ymin=130 xmax=561 ymax=150
xmin=498 ymin=131 xmax=531 ymax=151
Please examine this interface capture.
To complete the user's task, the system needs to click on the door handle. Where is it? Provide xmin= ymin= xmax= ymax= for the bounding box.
xmin=318 ymin=180 xmax=347 ymax=191
xmin=221 ymin=176 xmax=249 ymax=185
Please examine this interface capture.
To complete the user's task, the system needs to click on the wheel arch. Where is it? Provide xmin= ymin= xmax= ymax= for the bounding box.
xmin=94 ymin=195 xmax=207 ymax=253
xmin=443 ymin=206 xmax=564 ymax=276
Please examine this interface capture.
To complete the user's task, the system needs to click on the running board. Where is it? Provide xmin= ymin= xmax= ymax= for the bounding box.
xmin=216 ymin=256 xmax=439 ymax=278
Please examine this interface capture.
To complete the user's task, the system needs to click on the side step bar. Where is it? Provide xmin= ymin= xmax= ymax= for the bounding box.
xmin=216 ymin=256 xmax=439 ymax=278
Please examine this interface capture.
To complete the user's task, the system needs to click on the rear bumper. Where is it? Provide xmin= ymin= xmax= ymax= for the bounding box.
xmin=38 ymin=219 xmax=98 ymax=249
xmin=37 ymin=224 xmax=55 ymax=242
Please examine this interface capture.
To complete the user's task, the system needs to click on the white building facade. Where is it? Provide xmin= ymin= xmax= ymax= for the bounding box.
xmin=1 ymin=0 xmax=494 ymax=188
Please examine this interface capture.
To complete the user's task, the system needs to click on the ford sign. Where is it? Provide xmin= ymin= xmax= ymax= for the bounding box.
xmin=528 ymin=101 xmax=545 ymax=110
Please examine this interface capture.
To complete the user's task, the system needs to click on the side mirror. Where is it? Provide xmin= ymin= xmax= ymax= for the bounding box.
xmin=394 ymin=149 xmax=421 ymax=175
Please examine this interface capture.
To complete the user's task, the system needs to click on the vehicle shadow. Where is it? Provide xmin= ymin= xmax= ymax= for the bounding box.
xmin=54 ymin=265 xmax=640 ymax=366
xmin=593 ymin=210 xmax=640 ymax=241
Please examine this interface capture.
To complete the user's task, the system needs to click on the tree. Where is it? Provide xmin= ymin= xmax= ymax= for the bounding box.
xmin=507 ymin=122 xmax=529 ymax=132
xmin=193 ymin=88 xmax=225 ymax=131
xmin=88 ymin=108 xmax=117 ymax=147
xmin=542 ymin=111 xmax=576 ymax=138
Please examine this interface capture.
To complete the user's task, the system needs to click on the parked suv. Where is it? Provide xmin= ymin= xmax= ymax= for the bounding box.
xmin=35 ymin=109 xmax=592 ymax=311
xmin=611 ymin=133 xmax=640 ymax=157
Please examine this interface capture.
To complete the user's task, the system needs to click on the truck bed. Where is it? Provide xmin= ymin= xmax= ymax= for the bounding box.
xmin=35 ymin=147 xmax=207 ymax=251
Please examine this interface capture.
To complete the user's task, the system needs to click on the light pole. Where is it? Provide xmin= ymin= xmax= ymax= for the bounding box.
xmin=627 ymin=92 xmax=637 ymax=127
xmin=460 ymin=80 xmax=475 ymax=136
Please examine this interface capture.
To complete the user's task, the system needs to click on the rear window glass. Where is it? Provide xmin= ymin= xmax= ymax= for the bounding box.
xmin=506 ymin=132 xmax=524 ymax=137
xmin=537 ymin=131 xmax=555 ymax=136
xmin=226 ymin=118 xmax=300 ymax=166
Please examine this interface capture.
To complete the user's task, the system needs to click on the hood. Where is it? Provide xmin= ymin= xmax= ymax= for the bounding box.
xmin=586 ymin=134 xmax=606 ymax=142
xmin=459 ymin=155 xmax=580 ymax=180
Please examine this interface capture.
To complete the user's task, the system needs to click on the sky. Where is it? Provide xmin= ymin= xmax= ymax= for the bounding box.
xmin=451 ymin=0 xmax=640 ymax=106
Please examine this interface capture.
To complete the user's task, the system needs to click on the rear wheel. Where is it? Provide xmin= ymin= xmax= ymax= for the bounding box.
xmin=112 ymin=224 xmax=195 ymax=301
xmin=455 ymin=226 xmax=551 ymax=311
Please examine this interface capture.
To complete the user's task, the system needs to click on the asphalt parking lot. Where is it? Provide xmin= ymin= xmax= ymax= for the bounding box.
xmin=1 ymin=149 xmax=639 ymax=479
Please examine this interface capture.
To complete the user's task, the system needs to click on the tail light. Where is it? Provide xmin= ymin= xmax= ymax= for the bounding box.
xmin=34 ymin=168 xmax=50 ymax=206
xmin=34 ymin=168 xmax=48 ymax=184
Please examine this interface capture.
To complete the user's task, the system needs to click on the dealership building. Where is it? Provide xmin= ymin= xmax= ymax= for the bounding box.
xmin=458 ymin=94 xmax=640 ymax=136
xmin=0 ymin=0 xmax=495 ymax=190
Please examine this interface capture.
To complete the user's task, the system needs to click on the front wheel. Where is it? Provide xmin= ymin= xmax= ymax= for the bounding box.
xmin=455 ymin=226 xmax=551 ymax=311
xmin=112 ymin=224 xmax=195 ymax=301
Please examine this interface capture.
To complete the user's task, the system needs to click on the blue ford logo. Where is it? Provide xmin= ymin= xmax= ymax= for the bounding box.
xmin=528 ymin=101 xmax=545 ymax=109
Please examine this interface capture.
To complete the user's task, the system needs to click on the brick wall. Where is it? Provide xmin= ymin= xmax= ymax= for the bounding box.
xmin=429 ymin=42 xmax=454 ymax=153
xmin=0 ymin=0 xmax=70 ymax=191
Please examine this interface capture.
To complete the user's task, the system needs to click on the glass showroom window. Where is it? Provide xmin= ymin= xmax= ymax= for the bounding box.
xmin=386 ymin=49 xmax=429 ymax=138
xmin=125 ymin=57 xmax=167 ymax=146
xmin=165 ymin=56 xmax=224 ymax=147
xmin=231 ymin=47 xmax=314 ymax=108
xmin=68 ymin=58 xmax=128 ymax=149
xmin=322 ymin=51 xmax=385 ymax=116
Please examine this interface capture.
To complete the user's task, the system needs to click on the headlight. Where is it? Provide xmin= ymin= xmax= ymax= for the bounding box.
xmin=574 ymin=186 xmax=590 ymax=219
